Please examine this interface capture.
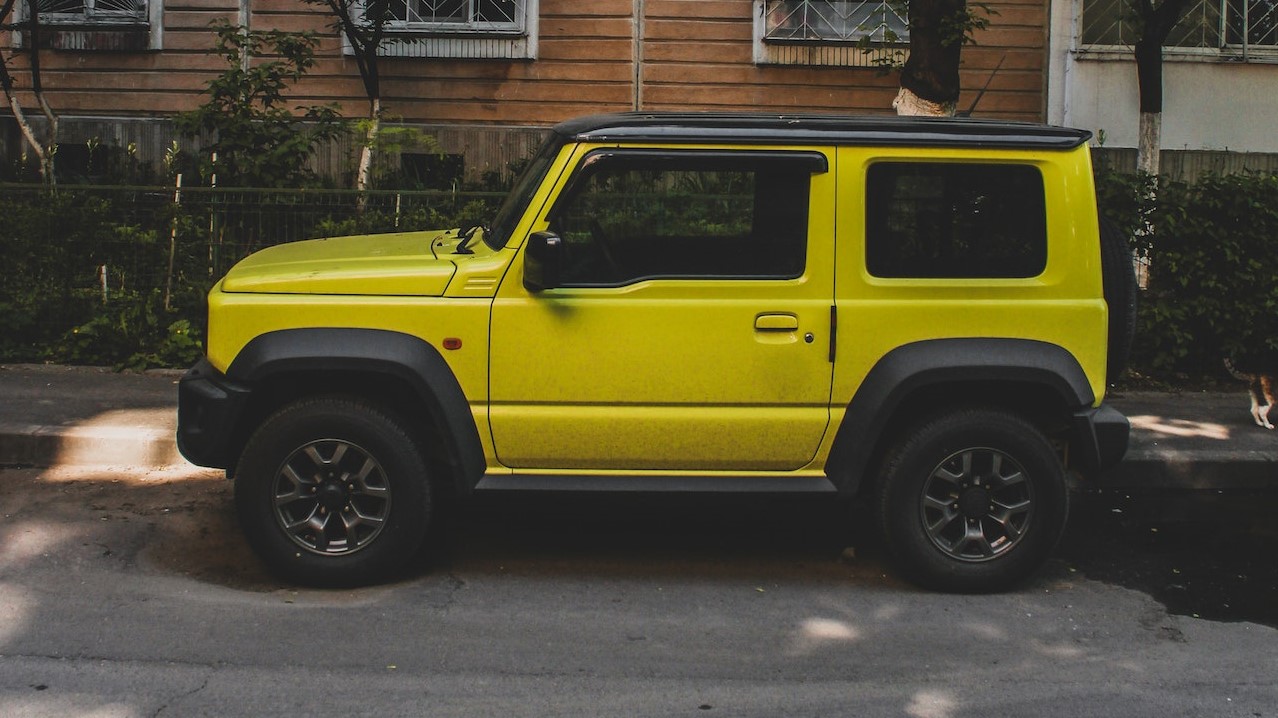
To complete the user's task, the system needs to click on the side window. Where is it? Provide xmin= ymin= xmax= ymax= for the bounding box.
xmin=865 ymin=162 xmax=1048 ymax=279
xmin=548 ymin=152 xmax=818 ymax=287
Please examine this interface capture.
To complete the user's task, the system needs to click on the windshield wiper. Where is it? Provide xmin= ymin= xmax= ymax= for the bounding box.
xmin=455 ymin=221 xmax=489 ymax=255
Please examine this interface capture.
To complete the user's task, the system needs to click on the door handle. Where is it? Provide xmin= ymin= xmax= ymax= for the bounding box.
xmin=755 ymin=313 xmax=800 ymax=332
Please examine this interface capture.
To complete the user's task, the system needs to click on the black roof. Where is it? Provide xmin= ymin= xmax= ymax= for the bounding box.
xmin=552 ymin=112 xmax=1091 ymax=150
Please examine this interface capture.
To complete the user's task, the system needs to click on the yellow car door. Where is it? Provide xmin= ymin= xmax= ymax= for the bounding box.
xmin=489 ymin=147 xmax=836 ymax=473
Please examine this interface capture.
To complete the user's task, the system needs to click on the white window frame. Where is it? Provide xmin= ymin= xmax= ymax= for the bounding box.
xmin=754 ymin=0 xmax=909 ymax=68
xmin=353 ymin=0 xmax=538 ymax=59
xmin=38 ymin=0 xmax=148 ymax=26
xmin=1078 ymin=0 xmax=1278 ymax=63
xmin=15 ymin=0 xmax=161 ymax=50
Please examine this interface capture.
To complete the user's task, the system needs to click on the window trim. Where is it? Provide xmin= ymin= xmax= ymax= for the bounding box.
xmin=1077 ymin=0 xmax=1278 ymax=64
xmin=348 ymin=0 xmax=537 ymax=59
xmin=15 ymin=0 xmax=161 ymax=50
xmin=753 ymin=0 xmax=909 ymax=67
xmin=863 ymin=160 xmax=1050 ymax=281
xmin=39 ymin=0 xmax=148 ymax=26
xmin=544 ymin=148 xmax=824 ymax=288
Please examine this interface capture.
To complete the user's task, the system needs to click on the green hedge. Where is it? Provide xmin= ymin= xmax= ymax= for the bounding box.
xmin=1096 ymin=170 xmax=1278 ymax=378
xmin=0 ymin=186 xmax=500 ymax=369
xmin=5 ymin=172 xmax=1278 ymax=377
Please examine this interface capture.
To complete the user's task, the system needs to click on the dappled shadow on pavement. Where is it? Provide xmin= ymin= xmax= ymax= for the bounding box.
xmin=0 ymin=465 xmax=276 ymax=591
xmin=6 ymin=465 xmax=1278 ymax=629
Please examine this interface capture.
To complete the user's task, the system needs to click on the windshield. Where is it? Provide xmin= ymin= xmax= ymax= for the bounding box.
xmin=485 ymin=132 xmax=563 ymax=250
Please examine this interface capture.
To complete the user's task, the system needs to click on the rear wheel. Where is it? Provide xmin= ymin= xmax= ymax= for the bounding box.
xmin=875 ymin=408 xmax=1069 ymax=593
xmin=234 ymin=397 xmax=432 ymax=587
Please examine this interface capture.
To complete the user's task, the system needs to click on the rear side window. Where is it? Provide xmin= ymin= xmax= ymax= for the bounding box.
xmin=547 ymin=151 xmax=821 ymax=287
xmin=865 ymin=162 xmax=1047 ymax=279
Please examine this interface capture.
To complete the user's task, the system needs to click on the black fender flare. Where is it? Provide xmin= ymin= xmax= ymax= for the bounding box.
xmin=228 ymin=328 xmax=486 ymax=490
xmin=825 ymin=338 xmax=1095 ymax=495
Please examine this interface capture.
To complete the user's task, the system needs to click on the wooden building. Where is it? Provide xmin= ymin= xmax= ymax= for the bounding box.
xmin=2 ymin=0 xmax=1050 ymax=182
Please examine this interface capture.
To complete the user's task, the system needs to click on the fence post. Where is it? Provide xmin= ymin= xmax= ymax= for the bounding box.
xmin=209 ymin=153 xmax=219 ymax=277
xmin=165 ymin=173 xmax=182 ymax=311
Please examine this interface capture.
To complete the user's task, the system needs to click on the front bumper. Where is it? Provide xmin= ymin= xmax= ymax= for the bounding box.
xmin=176 ymin=358 xmax=252 ymax=470
xmin=1071 ymin=403 xmax=1130 ymax=476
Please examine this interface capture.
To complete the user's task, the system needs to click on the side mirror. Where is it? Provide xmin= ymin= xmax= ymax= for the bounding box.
xmin=523 ymin=231 xmax=564 ymax=292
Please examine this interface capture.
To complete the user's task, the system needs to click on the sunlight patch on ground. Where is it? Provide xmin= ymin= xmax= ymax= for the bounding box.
xmin=0 ymin=521 xmax=88 ymax=570
xmin=787 ymin=617 xmax=861 ymax=656
xmin=1127 ymin=414 xmax=1231 ymax=441
xmin=1032 ymin=639 xmax=1085 ymax=659
xmin=34 ymin=464 xmax=219 ymax=486
xmin=906 ymin=689 xmax=958 ymax=718
xmin=0 ymin=582 xmax=33 ymax=646
xmin=961 ymin=621 xmax=1007 ymax=641
xmin=0 ymin=698 xmax=138 ymax=718
xmin=874 ymin=604 xmax=903 ymax=621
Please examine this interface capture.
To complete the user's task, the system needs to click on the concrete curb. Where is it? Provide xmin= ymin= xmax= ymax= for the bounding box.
xmin=1 ymin=365 xmax=1276 ymax=489
xmin=0 ymin=422 xmax=184 ymax=469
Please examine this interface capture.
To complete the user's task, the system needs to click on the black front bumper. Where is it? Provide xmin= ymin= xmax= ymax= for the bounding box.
xmin=1071 ymin=403 xmax=1130 ymax=476
xmin=176 ymin=359 xmax=253 ymax=470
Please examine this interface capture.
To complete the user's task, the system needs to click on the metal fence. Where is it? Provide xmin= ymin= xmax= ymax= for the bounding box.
xmin=0 ymin=183 xmax=505 ymax=364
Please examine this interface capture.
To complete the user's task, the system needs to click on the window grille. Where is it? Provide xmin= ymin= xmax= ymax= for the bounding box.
xmin=763 ymin=0 xmax=909 ymax=44
xmin=385 ymin=0 xmax=525 ymax=34
xmin=37 ymin=0 xmax=147 ymax=24
xmin=1081 ymin=0 xmax=1278 ymax=58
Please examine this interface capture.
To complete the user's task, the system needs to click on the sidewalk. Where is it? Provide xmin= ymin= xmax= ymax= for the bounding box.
xmin=1 ymin=363 xmax=1275 ymax=489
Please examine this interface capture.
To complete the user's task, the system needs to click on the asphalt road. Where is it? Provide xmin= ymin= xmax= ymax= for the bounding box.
xmin=1 ymin=465 xmax=1276 ymax=717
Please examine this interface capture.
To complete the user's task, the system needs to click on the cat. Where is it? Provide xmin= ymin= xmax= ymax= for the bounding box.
xmin=1224 ymin=357 xmax=1278 ymax=429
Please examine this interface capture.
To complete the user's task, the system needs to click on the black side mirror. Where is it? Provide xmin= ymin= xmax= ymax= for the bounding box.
xmin=523 ymin=231 xmax=564 ymax=292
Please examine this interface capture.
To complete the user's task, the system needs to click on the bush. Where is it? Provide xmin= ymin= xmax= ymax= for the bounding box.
xmin=0 ymin=185 xmax=505 ymax=368
xmin=1097 ymin=171 xmax=1278 ymax=379
xmin=174 ymin=22 xmax=346 ymax=188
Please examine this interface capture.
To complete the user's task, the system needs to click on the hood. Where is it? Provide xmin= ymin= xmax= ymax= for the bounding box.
xmin=220 ymin=231 xmax=457 ymax=296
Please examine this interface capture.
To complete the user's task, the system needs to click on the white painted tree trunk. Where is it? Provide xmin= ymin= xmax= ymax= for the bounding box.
xmin=1137 ymin=111 xmax=1161 ymax=176
xmin=356 ymin=97 xmax=380 ymax=193
xmin=4 ymin=93 xmax=47 ymax=178
xmin=892 ymin=87 xmax=956 ymax=117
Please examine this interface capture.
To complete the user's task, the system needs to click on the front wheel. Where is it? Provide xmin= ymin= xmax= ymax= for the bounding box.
xmin=875 ymin=408 xmax=1069 ymax=593
xmin=234 ymin=397 xmax=433 ymax=587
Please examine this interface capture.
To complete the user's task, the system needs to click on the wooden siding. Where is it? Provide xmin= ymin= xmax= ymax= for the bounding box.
xmin=2 ymin=0 xmax=1047 ymax=124
xmin=1 ymin=0 xmax=1047 ymax=178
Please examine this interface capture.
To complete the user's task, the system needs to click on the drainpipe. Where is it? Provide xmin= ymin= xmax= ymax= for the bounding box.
xmin=239 ymin=0 xmax=252 ymax=71
xmin=633 ymin=0 xmax=645 ymax=110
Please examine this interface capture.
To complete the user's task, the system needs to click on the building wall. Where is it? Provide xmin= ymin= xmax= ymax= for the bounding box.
xmin=5 ymin=0 xmax=1047 ymax=121
xmin=1061 ymin=60 xmax=1278 ymax=152
xmin=1048 ymin=0 xmax=1278 ymax=154
xmin=2 ymin=0 xmax=1050 ymax=180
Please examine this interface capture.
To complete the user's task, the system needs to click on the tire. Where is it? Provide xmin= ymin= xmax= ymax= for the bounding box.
xmin=1100 ymin=217 xmax=1138 ymax=381
xmin=874 ymin=408 xmax=1069 ymax=593
xmin=234 ymin=397 xmax=433 ymax=587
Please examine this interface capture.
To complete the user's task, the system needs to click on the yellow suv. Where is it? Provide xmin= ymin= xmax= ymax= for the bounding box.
xmin=177 ymin=113 xmax=1133 ymax=592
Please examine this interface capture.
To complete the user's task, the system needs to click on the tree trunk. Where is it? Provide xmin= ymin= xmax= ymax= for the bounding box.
xmin=1133 ymin=35 xmax=1164 ymax=175
xmin=0 ymin=1 xmax=57 ymax=184
xmin=1 ymin=88 xmax=48 ymax=176
xmin=356 ymin=97 xmax=380 ymax=193
xmin=893 ymin=87 xmax=956 ymax=117
xmin=897 ymin=0 xmax=964 ymax=117
xmin=1131 ymin=0 xmax=1192 ymax=175
xmin=26 ymin=2 xmax=58 ymax=184
xmin=1137 ymin=112 xmax=1161 ymax=175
